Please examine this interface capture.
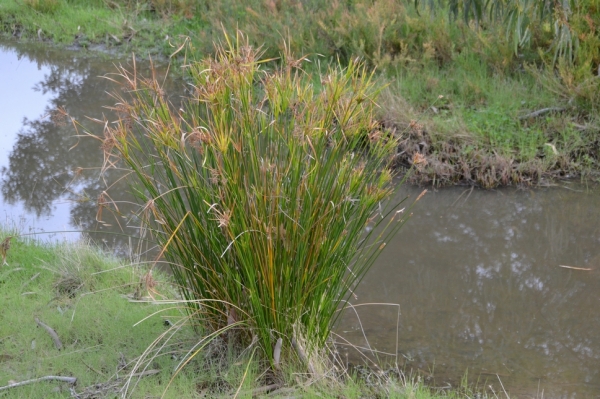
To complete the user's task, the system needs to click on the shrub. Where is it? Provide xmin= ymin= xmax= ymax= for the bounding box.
xmin=99 ymin=34 xmax=411 ymax=367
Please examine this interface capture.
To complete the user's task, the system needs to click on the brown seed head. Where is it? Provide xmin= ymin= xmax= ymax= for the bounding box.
xmin=412 ymin=152 xmax=428 ymax=166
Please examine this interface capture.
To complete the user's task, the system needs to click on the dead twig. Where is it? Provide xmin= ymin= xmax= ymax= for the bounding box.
xmin=571 ymin=122 xmax=599 ymax=132
xmin=129 ymin=369 xmax=160 ymax=378
xmin=519 ymin=107 xmax=566 ymax=120
xmin=233 ymin=384 xmax=284 ymax=398
xmin=0 ymin=375 xmax=76 ymax=392
xmin=82 ymin=360 xmax=105 ymax=377
xmin=34 ymin=317 xmax=63 ymax=350
xmin=73 ymin=369 xmax=160 ymax=399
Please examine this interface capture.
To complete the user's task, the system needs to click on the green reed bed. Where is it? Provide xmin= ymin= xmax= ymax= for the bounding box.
xmin=96 ymin=34 xmax=416 ymax=369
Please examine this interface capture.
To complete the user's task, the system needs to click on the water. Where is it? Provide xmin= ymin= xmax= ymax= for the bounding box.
xmin=338 ymin=184 xmax=600 ymax=397
xmin=0 ymin=41 xmax=169 ymax=253
xmin=2 ymin=42 xmax=600 ymax=397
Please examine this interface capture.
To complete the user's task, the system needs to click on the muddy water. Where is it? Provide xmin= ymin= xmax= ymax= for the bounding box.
xmin=2 ymin=42 xmax=600 ymax=397
xmin=338 ymin=184 xmax=600 ymax=397
xmin=0 ymin=42 xmax=171 ymax=254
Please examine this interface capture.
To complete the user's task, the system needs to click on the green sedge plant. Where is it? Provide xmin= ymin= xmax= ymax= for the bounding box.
xmin=98 ymin=33 xmax=415 ymax=369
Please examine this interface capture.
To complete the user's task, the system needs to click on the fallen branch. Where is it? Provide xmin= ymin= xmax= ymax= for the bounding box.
xmin=0 ymin=376 xmax=76 ymax=392
xmin=34 ymin=317 xmax=63 ymax=350
xmin=559 ymin=265 xmax=593 ymax=271
xmin=519 ymin=107 xmax=566 ymax=120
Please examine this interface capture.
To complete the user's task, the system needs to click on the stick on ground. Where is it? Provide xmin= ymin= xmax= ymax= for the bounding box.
xmin=0 ymin=376 xmax=76 ymax=392
xmin=519 ymin=107 xmax=566 ymax=120
xmin=34 ymin=317 xmax=63 ymax=350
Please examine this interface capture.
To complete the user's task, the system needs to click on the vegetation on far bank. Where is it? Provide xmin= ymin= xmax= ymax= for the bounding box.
xmin=0 ymin=0 xmax=599 ymax=187
xmin=0 ymin=232 xmax=500 ymax=398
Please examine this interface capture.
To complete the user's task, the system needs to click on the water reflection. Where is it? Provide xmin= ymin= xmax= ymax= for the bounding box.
xmin=338 ymin=184 xmax=600 ymax=397
xmin=2 ymin=114 xmax=78 ymax=216
xmin=0 ymin=42 xmax=160 ymax=250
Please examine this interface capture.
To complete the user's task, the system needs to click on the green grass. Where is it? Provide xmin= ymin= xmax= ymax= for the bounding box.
xmin=0 ymin=0 xmax=174 ymax=54
xmin=383 ymin=50 xmax=599 ymax=187
xmin=0 ymin=232 xmax=201 ymax=398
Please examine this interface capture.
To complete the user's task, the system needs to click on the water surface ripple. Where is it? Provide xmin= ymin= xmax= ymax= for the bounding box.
xmin=338 ymin=184 xmax=600 ymax=397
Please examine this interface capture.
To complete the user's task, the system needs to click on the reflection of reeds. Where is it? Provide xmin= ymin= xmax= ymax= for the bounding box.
xmin=98 ymin=32 xmax=416 ymax=369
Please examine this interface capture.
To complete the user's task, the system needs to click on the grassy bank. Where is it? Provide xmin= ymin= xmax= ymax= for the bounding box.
xmin=0 ymin=231 xmax=494 ymax=398
xmin=0 ymin=0 xmax=599 ymax=187
xmin=0 ymin=232 xmax=201 ymax=398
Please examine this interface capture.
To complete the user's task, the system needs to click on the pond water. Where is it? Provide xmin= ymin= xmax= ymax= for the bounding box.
xmin=0 ymin=41 xmax=172 ymax=255
xmin=339 ymin=184 xmax=600 ymax=397
xmin=2 ymin=42 xmax=600 ymax=397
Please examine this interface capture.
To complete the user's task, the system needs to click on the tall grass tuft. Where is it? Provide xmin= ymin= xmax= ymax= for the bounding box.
xmin=100 ymin=33 xmax=412 ymax=367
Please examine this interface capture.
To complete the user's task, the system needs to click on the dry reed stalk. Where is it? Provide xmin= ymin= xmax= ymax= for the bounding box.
xmin=558 ymin=265 xmax=593 ymax=271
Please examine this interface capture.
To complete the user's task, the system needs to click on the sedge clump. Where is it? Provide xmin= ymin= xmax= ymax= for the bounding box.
xmin=99 ymin=33 xmax=414 ymax=370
